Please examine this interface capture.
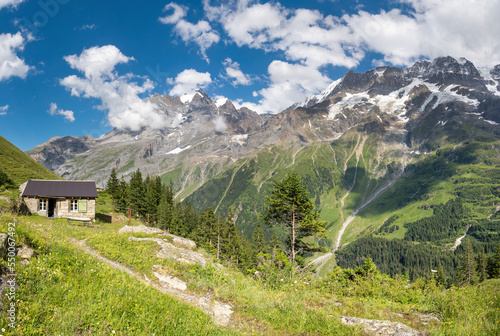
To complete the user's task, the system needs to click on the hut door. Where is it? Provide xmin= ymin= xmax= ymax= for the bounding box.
xmin=48 ymin=199 xmax=56 ymax=218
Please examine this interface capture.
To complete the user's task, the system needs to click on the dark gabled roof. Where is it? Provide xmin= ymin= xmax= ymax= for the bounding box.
xmin=22 ymin=180 xmax=98 ymax=198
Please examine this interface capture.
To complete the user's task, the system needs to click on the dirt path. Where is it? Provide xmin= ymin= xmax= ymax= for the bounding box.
xmin=70 ymin=238 xmax=232 ymax=327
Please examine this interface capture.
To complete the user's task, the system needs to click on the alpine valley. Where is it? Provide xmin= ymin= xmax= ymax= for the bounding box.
xmin=28 ymin=56 xmax=500 ymax=278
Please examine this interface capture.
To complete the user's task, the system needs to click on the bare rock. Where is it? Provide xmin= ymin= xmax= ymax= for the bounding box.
xmin=199 ymin=296 xmax=233 ymax=327
xmin=118 ymin=225 xmax=164 ymax=235
xmin=17 ymin=246 xmax=35 ymax=263
xmin=128 ymin=237 xmax=206 ymax=266
xmin=413 ymin=312 xmax=441 ymax=325
xmin=153 ymin=266 xmax=187 ymax=291
xmin=158 ymin=233 xmax=197 ymax=250
xmin=119 ymin=225 xmax=197 ymax=249
xmin=340 ymin=316 xmax=421 ymax=336
xmin=0 ymin=233 xmax=7 ymax=256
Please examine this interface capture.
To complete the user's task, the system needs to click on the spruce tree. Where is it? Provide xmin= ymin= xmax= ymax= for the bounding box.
xmin=263 ymin=172 xmax=326 ymax=264
xmin=106 ymin=168 xmax=119 ymax=198
xmin=487 ymin=242 xmax=500 ymax=278
xmin=251 ymin=223 xmax=268 ymax=263
xmin=128 ymin=169 xmax=145 ymax=218
xmin=476 ymin=250 xmax=487 ymax=283
xmin=435 ymin=263 xmax=447 ymax=288
xmin=116 ymin=177 xmax=129 ymax=212
xmin=457 ymin=241 xmax=478 ymax=285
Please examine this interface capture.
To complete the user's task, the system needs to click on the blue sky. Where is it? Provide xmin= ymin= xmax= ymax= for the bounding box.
xmin=1 ymin=0 xmax=499 ymax=151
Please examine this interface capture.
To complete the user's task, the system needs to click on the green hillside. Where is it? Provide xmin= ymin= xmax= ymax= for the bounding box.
xmin=0 ymin=135 xmax=62 ymax=186
xmin=186 ymin=127 xmax=500 ymax=279
xmin=1 ymin=212 xmax=499 ymax=335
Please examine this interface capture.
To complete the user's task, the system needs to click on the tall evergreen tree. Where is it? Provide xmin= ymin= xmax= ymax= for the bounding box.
xmin=263 ymin=172 xmax=326 ymax=264
xmin=196 ymin=207 xmax=217 ymax=251
xmin=106 ymin=168 xmax=119 ymax=198
xmin=116 ymin=177 xmax=129 ymax=212
xmin=476 ymin=250 xmax=487 ymax=283
xmin=128 ymin=169 xmax=145 ymax=218
xmin=487 ymin=242 xmax=500 ymax=279
xmin=251 ymin=223 xmax=268 ymax=257
xmin=435 ymin=263 xmax=447 ymax=288
xmin=457 ymin=241 xmax=478 ymax=285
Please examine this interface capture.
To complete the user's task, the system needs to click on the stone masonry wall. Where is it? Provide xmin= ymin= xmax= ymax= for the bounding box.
xmin=23 ymin=197 xmax=96 ymax=220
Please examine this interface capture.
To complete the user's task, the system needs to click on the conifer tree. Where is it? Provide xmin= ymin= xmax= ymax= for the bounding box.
xmin=106 ymin=168 xmax=119 ymax=198
xmin=116 ymin=176 xmax=129 ymax=212
xmin=158 ymin=188 xmax=175 ymax=232
xmin=476 ymin=250 xmax=487 ymax=283
xmin=128 ymin=169 xmax=145 ymax=218
xmin=457 ymin=241 xmax=478 ymax=285
xmin=263 ymin=172 xmax=326 ymax=264
xmin=269 ymin=233 xmax=283 ymax=259
xmin=196 ymin=207 xmax=217 ymax=251
xmin=487 ymin=242 xmax=500 ymax=278
xmin=251 ymin=223 xmax=267 ymax=255
xmin=435 ymin=263 xmax=447 ymax=288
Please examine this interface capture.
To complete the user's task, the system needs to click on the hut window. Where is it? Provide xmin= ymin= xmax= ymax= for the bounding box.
xmin=70 ymin=199 xmax=78 ymax=212
xmin=39 ymin=199 xmax=47 ymax=211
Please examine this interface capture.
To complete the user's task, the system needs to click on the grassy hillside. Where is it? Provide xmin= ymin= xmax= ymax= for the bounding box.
xmin=185 ymin=127 xmax=500 ymax=281
xmin=1 ymin=210 xmax=499 ymax=335
xmin=0 ymin=135 xmax=62 ymax=186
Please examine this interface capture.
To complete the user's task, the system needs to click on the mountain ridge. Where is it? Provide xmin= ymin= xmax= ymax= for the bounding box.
xmin=26 ymin=56 xmax=500 ymax=275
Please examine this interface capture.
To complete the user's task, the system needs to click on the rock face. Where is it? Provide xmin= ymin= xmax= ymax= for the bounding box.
xmin=27 ymin=89 xmax=266 ymax=189
xmin=340 ymin=316 xmax=421 ymax=336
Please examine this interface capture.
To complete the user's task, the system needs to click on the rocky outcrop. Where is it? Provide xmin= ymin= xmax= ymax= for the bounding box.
xmin=153 ymin=265 xmax=187 ymax=291
xmin=118 ymin=225 xmax=197 ymax=250
xmin=0 ymin=233 xmax=7 ymax=256
xmin=17 ymin=246 xmax=35 ymax=264
xmin=340 ymin=316 xmax=421 ymax=336
xmin=128 ymin=237 xmax=206 ymax=266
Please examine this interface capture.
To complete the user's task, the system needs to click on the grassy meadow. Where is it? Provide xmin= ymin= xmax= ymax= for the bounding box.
xmin=0 ymin=207 xmax=498 ymax=335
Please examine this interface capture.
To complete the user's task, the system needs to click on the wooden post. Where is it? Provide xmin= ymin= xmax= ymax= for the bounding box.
xmin=147 ymin=214 xmax=150 ymax=227
xmin=128 ymin=207 xmax=131 ymax=225
xmin=216 ymin=218 xmax=220 ymax=260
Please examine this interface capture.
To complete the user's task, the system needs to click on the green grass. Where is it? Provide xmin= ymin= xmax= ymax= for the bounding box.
xmin=1 ymin=212 xmax=499 ymax=335
xmin=0 ymin=135 xmax=62 ymax=186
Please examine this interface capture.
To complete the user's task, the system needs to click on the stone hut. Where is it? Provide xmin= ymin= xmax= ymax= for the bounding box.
xmin=21 ymin=180 xmax=98 ymax=220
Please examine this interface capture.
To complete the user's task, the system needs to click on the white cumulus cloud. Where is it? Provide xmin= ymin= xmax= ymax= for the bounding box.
xmin=0 ymin=104 xmax=8 ymax=115
xmin=213 ymin=115 xmax=228 ymax=132
xmin=256 ymin=61 xmax=332 ymax=113
xmin=60 ymin=45 xmax=171 ymax=131
xmin=48 ymin=103 xmax=75 ymax=122
xmin=0 ymin=0 xmax=24 ymax=10
xmin=223 ymin=58 xmax=251 ymax=86
xmin=160 ymin=2 xmax=220 ymax=62
xmin=0 ymin=32 xmax=31 ymax=81
xmin=168 ymin=68 xmax=212 ymax=96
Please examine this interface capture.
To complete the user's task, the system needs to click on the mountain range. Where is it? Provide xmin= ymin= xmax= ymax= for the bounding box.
xmin=27 ymin=56 xmax=500 ymax=276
